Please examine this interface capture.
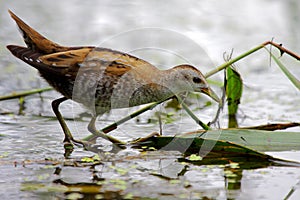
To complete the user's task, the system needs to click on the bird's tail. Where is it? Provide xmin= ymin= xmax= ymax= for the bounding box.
xmin=8 ymin=10 xmax=70 ymax=54
xmin=6 ymin=45 xmax=66 ymax=76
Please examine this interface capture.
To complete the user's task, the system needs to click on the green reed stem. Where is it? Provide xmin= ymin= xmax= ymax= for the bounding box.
xmin=205 ymin=43 xmax=265 ymax=78
xmin=0 ymin=87 xmax=52 ymax=101
xmin=205 ymin=41 xmax=300 ymax=78
xmin=176 ymin=95 xmax=211 ymax=130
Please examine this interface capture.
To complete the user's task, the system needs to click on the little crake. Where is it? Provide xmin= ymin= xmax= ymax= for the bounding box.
xmin=7 ymin=10 xmax=219 ymax=147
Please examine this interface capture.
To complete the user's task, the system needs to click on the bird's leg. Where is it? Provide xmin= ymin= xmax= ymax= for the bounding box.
xmin=82 ymin=101 xmax=165 ymax=142
xmin=87 ymin=116 xmax=126 ymax=146
xmin=87 ymin=115 xmax=159 ymax=145
xmin=52 ymin=97 xmax=88 ymax=148
xmin=52 ymin=97 xmax=72 ymax=144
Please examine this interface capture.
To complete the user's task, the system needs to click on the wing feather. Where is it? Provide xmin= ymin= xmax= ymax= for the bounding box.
xmin=39 ymin=48 xmax=93 ymax=67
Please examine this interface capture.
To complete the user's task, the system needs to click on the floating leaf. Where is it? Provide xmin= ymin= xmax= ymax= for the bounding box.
xmin=132 ymin=134 xmax=300 ymax=168
xmin=81 ymin=154 xmax=101 ymax=163
xmin=188 ymin=154 xmax=202 ymax=161
xmin=185 ymin=129 xmax=300 ymax=152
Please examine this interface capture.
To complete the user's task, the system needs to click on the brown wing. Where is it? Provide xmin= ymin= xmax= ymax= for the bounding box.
xmin=7 ymin=45 xmax=157 ymax=81
xmin=87 ymin=48 xmax=156 ymax=70
xmin=39 ymin=48 xmax=93 ymax=67
xmin=39 ymin=48 xmax=134 ymax=80
xmin=38 ymin=48 xmax=133 ymax=77
xmin=40 ymin=47 xmax=158 ymax=76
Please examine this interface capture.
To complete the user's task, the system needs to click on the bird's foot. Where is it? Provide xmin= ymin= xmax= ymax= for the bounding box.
xmin=63 ymin=136 xmax=95 ymax=157
xmin=63 ymin=141 xmax=74 ymax=158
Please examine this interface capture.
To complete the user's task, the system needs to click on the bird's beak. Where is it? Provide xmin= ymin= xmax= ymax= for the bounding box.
xmin=201 ymin=87 xmax=220 ymax=103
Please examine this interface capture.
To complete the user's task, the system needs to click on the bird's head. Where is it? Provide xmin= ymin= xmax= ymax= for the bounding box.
xmin=167 ymin=64 xmax=220 ymax=102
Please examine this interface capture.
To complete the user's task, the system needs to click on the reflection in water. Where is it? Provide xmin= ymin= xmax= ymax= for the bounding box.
xmin=224 ymin=165 xmax=242 ymax=190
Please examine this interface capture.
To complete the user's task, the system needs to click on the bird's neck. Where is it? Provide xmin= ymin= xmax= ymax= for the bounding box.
xmin=156 ymin=68 xmax=186 ymax=95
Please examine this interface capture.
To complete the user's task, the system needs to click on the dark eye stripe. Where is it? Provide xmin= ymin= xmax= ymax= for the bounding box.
xmin=193 ymin=77 xmax=202 ymax=83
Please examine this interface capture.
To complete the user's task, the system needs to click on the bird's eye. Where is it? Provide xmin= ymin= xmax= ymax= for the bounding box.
xmin=193 ymin=77 xmax=202 ymax=83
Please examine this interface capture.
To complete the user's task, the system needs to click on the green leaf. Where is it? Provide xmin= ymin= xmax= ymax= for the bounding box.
xmin=226 ymin=66 xmax=243 ymax=128
xmin=188 ymin=154 xmax=203 ymax=161
xmin=265 ymin=48 xmax=300 ymax=90
xmin=191 ymin=129 xmax=300 ymax=152
xmin=81 ymin=154 xmax=101 ymax=163
xmin=133 ymin=133 xmax=300 ymax=168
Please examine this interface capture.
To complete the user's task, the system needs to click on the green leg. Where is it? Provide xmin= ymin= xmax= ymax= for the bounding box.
xmin=83 ymin=96 xmax=211 ymax=145
xmin=51 ymin=97 xmax=88 ymax=147
xmin=87 ymin=116 xmax=126 ymax=146
xmin=83 ymin=101 xmax=163 ymax=142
